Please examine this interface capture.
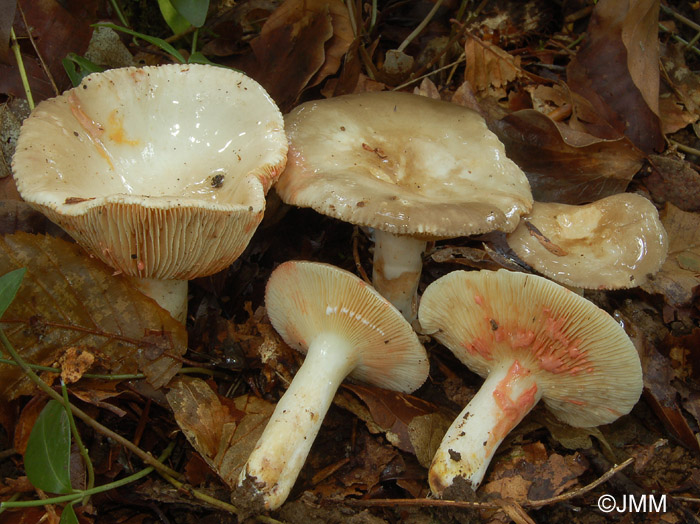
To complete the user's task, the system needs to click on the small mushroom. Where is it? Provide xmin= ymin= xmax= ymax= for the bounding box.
xmin=12 ymin=64 xmax=287 ymax=321
xmin=418 ymin=269 xmax=642 ymax=496
xmin=505 ymin=193 xmax=668 ymax=290
xmin=276 ymin=91 xmax=532 ymax=321
xmin=239 ymin=260 xmax=428 ymax=510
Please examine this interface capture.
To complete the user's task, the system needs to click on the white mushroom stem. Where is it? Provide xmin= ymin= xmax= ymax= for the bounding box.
xmin=128 ymin=277 xmax=188 ymax=323
xmin=239 ymin=331 xmax=359 ymax=510
xmin=429 ymin=358 xmax=543 ymax=496
xmin=372 ymin=229 xmax=426 ymax=322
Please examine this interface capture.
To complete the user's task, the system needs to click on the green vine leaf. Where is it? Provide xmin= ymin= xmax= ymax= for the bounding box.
xmin=60 ymin=503 xmax=79 ymax=524
xmin=0 ymin=267 xmax=25 ymax=319
xmin=24 ymin=399 xmax=73 ymax=494
xmin=171 ymin=0 xmax=210 ymax=28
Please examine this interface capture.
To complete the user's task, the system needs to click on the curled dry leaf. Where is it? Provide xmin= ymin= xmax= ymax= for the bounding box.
xmin=58 ymin=346 xmax=95 ymax=384
xmin=166 ymin=376 xmax=274 ymax=487
xmin=464 ymin=33 xmax=522 ymax=100
xmin=641 ymin=203 xmax=700 ymax=306
xmin=645 ymin=155 xmax=700 ymax=213
xmin=566 ymin=0 xmax=663 ymax=153
xmin=0 ymin=232 xmax=186 ymax=401
xmin=239 ymin=0 xmax=352 ymax=111
xmin=490 ymin=109 xmax=645 ymax=204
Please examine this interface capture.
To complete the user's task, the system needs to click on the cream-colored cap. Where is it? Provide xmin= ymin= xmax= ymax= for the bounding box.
xmin=419 ymin=269 xmax=642 ymax=427
xmin=13 ymin=64 xmax=288 ymax=280
xmin=276 ymin=91 xmax=532 ymax=238
xmin=266 ymin=260 xmax=428 ymax=392
xmin=506 ymin=193 xmax=668 ymax=289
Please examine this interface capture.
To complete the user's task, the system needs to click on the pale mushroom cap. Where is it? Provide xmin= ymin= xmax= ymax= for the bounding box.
xmin=12 ymin=64 xmax=288 ymax=280
xmin=265 ymin=260 xmax=429 ymax=392
xmin=418 ymin=269 xmax=642 ymax=427
xmin=276 ymin=91 xmax=533 ymax=238
xmin=506 ymin=193 xmax=668 ymax=289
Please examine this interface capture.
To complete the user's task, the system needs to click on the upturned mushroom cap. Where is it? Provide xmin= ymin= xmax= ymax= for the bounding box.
xmin=276 ymin=91 xmax=533 ymax=238
xmin=505 ymin=193 xmax=668 ymax=289
xmin=419 ymin=269 xmax=642 ymax=427
xmin=12 ymin=64 xmax=287 ymax=280
xmin=266 ymin=260 xmax=429 ymax=391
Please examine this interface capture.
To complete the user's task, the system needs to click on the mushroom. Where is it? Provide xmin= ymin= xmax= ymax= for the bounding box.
xmin=505 ymin=193 xmax=668 ymax=290
xmin=275 ymin=91 xmax=532 ymax=321
xmin=418 ymin=268 xmax=642 ymax=496
xmin=239 ymin=260 xmax=428 ymax=510
xmin=12 ymin=64 xmax=287 ymax=321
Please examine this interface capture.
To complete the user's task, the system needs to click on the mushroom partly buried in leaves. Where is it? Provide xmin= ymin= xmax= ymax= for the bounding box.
xmin=275 ymin=91 xmax=533 ymax=321
xmin=12 ymin=64 xmax=287 ymax=321
xmin=418 ymin=268 xmax=642 ymax=496
xmin=238 ymin=260 xmax=428 ymax=510
xmin=505 ymin=193 xmax=668 ymax=290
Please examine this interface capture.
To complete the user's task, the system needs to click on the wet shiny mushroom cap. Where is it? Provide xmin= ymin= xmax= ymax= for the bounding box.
xmin=276 ymin=91 xmax=533 ymax=238
xmin=12 ymin=64 xmax=288 ymax=280
xmin=506 ymin=193 xmax=668 ymax=289
xmin=266 ymin=260 xmax=429 ymax=392
xmin=419 ymin=269 xmax=642 ymax=427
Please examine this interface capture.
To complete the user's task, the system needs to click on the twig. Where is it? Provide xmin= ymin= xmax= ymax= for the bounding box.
xmin=527 ymin=457 xmax=634 ymax=507
xmin=668 ymin=138 xmax=700 ymax=157
xmin=393 ymin=55 xmax=465 ymax=91
xmin=397 ymin=0 xmax=444 ymax=53
xmin=352 ymin=227 xmax=371 ymax=284
xmin=17 ymin=3 xmax=59 ymax=97
xmin=9 ymin=28 xmax=34 ymax=110
xmin=344 ymin=456 xmax=636 ymax=511
xmin=0 ymin=329 xmax=184 ymax=481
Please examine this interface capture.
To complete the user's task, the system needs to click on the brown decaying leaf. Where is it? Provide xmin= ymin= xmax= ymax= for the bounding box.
xmin=0 ymin=0 xmax=17 ymax=65
xmin=566 ymin=0 xmax=663 ymax=153
xmin=659 ymin=43 xmax=700 ymax=133
xmin=0 ymin=0 xmax=99 ymax=102
xmin=239 ymin=0 xmax=351 ymax=112
xmin=59 ymin=346 xmax=95 ymax=384
xmin=13 ymin=394 xmax=47 ymax=454
xmin=463 ymin=33 xmax=522 ymax=100
xmin=340 ymin=383 xmax=448 ymax=460
xmin=645 ymin=155 xmax=700 ymax=213
xmin=480 ymin=442 xmax=588 ymax=503
xmin=0 ymin=232 xmax=186 ymax=400
xmin=490 ymin=108 xmax=645 ymax=204
xmin=641 ymin=203 xmax=700 ymax=306
xmin=166 ymin=376 xmax=274 ymax=487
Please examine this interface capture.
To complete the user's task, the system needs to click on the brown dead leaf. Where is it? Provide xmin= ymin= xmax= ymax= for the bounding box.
xmin=490 ymin=109 xmax=645 ymax=203
xmin=645 ymin=155 xmax=700 ymax=213
xmin=464 ymin=33 xmax=522 ymax=100
xmin=239 ymin=0 xmax=350 ymax=112
xmin=659 ymin=43 xmax=700 ymax=133
xmin=0 ymin=0 xmax=99 ymax=102
xmin=58 ymin=346 xmax=95 ymax=384
xmin=481 ymin=442 xmax=588 ymax=503
xmin=340 ymin=383 xmax=448 ymax=459
xmin=166 ymin=376 xmax=274 ymax=487
xmin=566 ymin=0 xmax=663 ymax=153
xmin=0 ymin=232 xmax=186 ymax=400
xmin=13 ymin=394 xmax=47 ymax=454
xmin=0 ymin=0 xmax=17 ymax=65
xmin=641 ymin=203 xmax=700 ymax=306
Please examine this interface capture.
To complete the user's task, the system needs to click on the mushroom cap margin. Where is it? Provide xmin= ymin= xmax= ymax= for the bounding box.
xmin=276 ymin=91 xmax=533 ymax=239
xmin=12 ymin=64 xmax=288 ymax=279
xmin=418 ymin=268 xmax=642 ymax=427
xmin=265 ymin=260 xmax=429 ymax=393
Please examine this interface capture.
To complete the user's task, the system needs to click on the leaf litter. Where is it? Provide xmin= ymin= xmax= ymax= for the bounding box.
xmin=1 ymin=0 xmax=700 ymax=523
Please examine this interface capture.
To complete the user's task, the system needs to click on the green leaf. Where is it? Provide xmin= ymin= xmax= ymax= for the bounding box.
xmin=62 ymin=53 xmax=104 ymax=87
xmin=25 ymin=399 xmax=73 ymax=494
xmin=60 ymin=504 xmax=79 ymax=524
xmin=92 ymin=23 xmax=187 ymax=63
xmin=0 ymin=268 xmax=25 ymax=319
xmin=157 ymin=0 xmax=191 ymax=35
xmin=171 ymin=0 xmax=209 ymax=28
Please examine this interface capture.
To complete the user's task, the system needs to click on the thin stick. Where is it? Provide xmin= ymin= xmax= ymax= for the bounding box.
xmin=0 ymin=329 xmax=184 ymax=481
xmin=397 ymin=0 xmax=444 ymax=53
xmin=9 ymin=28 xmax=34 ymax=110
xmin=18 ymin=3 xmax=59 ymax=96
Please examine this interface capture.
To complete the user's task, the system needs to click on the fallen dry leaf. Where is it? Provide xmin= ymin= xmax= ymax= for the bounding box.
xmin=490 ymin=108 xmax=645 ymax=203
xmin=0 ymin=232 xmax=187 ymax=400
xmin=58 ymin=346 xmax=95 ymax=384
xmin=238 ymin=0 xmax=350 ymax=111
xmin=645 ymin=154 xmax=700 ymax=212
xmin=166 ymin=376 xmax=274 ymax=487
xmin=0 ymin=0 xmax=99 ymax=102
xmin=641 ymin=203 xmax=700 ymax=306
xmin=464 ymin=33 xmax=522 ymax=100
xmin=566 ymin=0 xmax=663 ymax=153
